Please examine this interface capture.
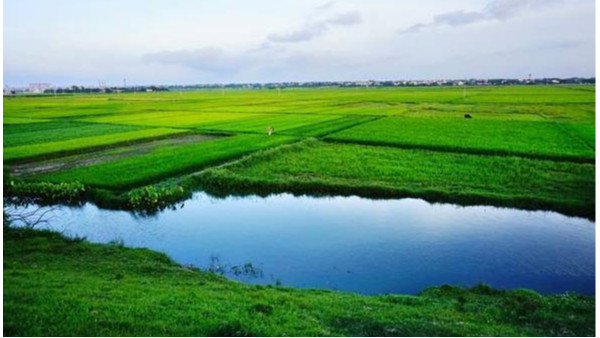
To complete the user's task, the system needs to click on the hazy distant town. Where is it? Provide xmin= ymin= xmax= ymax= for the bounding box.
xmin=4 ymin=77 xmax=595 ymax=95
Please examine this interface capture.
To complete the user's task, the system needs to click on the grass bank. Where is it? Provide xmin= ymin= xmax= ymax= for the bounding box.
xmin=193 ymin=140 xmax=595 ymax=219
xmin=3 ymin=225 xmax=594 ymax=336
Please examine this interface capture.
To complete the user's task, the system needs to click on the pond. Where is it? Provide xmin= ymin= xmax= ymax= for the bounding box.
xmin=11 ymin=193 xmax=595 ymax=295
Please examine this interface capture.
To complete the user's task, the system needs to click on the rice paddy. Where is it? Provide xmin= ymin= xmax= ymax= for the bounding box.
xmin=326 ymin=116 xmax=594 ymax=162
xmin=3 ymin=85 xmax=595 ymax=216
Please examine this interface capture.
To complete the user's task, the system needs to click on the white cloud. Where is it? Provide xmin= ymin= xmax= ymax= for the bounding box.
xmin=399 ymin=0 xmax=566 ymax=34
xmin=142 ymin=47 xmax=238 ymax=73
xmin=267 ymin=8 xmax=362 ymax=43
xmin=142 ymin=4 xmax=363 ymax=76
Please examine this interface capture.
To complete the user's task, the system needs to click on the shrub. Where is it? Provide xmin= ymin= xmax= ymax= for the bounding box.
xmin=7 ymin=180 xmax=85 ymax=204
xmin=127 ymin=184 xmax=189 ymax=211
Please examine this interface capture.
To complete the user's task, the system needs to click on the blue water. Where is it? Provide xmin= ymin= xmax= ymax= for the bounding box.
xmin=14 ymin=193 xmax=595 ymax=295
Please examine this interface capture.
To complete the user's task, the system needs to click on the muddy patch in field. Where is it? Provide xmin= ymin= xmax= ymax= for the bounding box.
xmin=11 ymin=134 xmax=221 ymax=176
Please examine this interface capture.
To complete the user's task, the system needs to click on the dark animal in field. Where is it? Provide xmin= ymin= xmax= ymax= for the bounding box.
xmin=464 ymin=114 xmax=472 ymax=119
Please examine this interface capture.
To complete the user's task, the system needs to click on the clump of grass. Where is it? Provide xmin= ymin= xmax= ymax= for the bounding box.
xmin=127 ymin=184 xmax=189 ymax=211
xmin=6 ymin=179 xmax=86 ymax=205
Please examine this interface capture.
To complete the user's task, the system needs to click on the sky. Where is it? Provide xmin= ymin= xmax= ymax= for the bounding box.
xmin=3 ymin=0 xmax=596 ymax=86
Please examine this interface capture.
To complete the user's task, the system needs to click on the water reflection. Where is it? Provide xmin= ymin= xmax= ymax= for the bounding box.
xmin=10 ymin=193 xmax=595 ymax=295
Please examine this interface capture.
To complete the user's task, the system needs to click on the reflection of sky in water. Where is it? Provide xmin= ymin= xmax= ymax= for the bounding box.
xmin=15 ymin=193 xmax=595 ymax=295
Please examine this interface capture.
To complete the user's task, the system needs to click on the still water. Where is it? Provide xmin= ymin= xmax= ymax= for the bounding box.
xmin=16 ymin=193 xmax=595 ymax=295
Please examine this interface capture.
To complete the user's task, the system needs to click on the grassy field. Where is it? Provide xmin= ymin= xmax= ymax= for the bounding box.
xmin=4 ymin=225 xmax=594 ymax=336
xmin=327 ymin=116 xmax=594 ymax=162
xmin=4 ymin=127 xmax=188 ymax=162
xmin=3 ymin=85 xmax=595 ymax=215
xmin=36 ymin=134 xmax=297 ymax=189
xmin=4 ymin=121 xmax=144 ymax=147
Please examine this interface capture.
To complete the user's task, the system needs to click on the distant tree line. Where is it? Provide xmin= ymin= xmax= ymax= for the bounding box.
xmin=43 ymin=85 xmax=169 ymax=94
xmin=5 ymin=77 xmax=594 ymax=96
xmin=166 ymin=77 xmax=595 ymax=91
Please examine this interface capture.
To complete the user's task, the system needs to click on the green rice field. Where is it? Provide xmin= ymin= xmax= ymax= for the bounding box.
xmin=3 ymin=85 xmax=595 ymax=217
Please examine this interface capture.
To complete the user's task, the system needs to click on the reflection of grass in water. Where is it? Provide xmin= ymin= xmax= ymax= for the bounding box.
xmin=230 ymin=262 xmax=264 ymax=279
xmin=206 ymin=254 xmax=227 ymax=275
xmin=205 ymin=255 xmax=265 ymax=280
xmin=267 ymin=274 xmax=283 ymax=287
xmin=107 ymin=238 xmax=124 ymax=248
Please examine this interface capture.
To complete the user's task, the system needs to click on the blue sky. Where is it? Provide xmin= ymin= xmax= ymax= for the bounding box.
xmin=3 ymin=0 xmax=595 ymax=86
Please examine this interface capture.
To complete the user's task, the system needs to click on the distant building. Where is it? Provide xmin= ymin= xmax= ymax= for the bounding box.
xmin=28 ymin=83 xmax=53 ymax=94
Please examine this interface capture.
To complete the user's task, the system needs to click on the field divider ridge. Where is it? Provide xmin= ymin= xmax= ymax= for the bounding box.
xmin=321 ymin=137 xmax=595 ymax=164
